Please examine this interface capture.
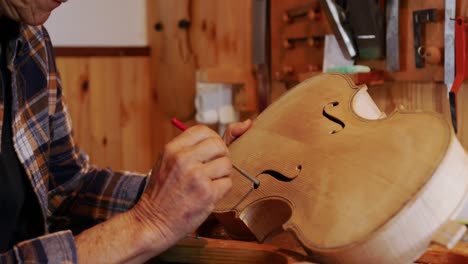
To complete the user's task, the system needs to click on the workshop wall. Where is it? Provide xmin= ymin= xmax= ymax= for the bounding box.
xmin=56 ymin=57 xmax=155 ymax=173
xmin=53 ymin=0 xmax=256 ymax=173
xmin=53 ymin=0 xmax=468 ymax=174
xmin=270 ymin=0 xmax=468 ymax=149
xmin=146 ymin=0 xmax=256 ymax=154
xmin=51 ymin=0 xmax=256 ymax=176
xmin=45 ymin=0 xmax=147 ymax=46
xmin=49 ymin=0 xmax=156 ymax=173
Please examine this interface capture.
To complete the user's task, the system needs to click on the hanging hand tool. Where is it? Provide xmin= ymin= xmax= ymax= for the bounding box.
xmin=319 ymin=0 xmax=356 ymax=59
xmin=445 ymin=0 xmax=456 ymax=90
xmin=449 ymin=17 xmax=467 ymax=133
xmin=386 ymin=0 xmax=399 ymax=71
xmin=252 ymin=0 xmax=270 ymax=112
xmin=346 ymin=0 xmax=384 ymax=59
xmin=320 ymin=0 xmax=384 ymax=60
xmin=413 ymin=9 xmax=438 ymax=68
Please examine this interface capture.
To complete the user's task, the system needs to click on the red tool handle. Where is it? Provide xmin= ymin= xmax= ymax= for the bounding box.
xmin=451 ymin=17 xmax=467 ymax=93
xmin=449 ymin=17 xmax=467 ymax=133
xmin=171 ymin=118 xmax=188 ymax=131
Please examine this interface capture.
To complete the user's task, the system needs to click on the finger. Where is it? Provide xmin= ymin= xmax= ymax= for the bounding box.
xmin=211 ymin=177 xmax=233 ymax=202
xmin=188 ymin=136 xmax=229 ymax=163
xmin=168 ymin=125 xmax=219 ymax=152
xmin=224 ymin=119 xmax=252 ymax=145
xmin=198 ymin=156 xmax=232 ymax=180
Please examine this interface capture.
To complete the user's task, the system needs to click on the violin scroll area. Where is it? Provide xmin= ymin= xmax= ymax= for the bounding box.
xmin=323 ymin=101 xmax=345 ymax=134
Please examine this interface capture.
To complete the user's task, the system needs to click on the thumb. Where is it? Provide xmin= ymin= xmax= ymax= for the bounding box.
xmin=224 ymin=119 xmax=252 ymax=145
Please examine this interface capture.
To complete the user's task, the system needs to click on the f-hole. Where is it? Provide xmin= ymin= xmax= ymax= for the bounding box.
xmin=323 ymin=101 xmax=345 ymax=134
xmin=261 ymin=166 xmax=302 ymax=182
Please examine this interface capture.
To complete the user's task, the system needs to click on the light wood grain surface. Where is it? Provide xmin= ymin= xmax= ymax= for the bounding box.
xmin=57 ymin=57 xmax=154 ymax=173
xmin=215 ymin=74 xmax=468 ymax=263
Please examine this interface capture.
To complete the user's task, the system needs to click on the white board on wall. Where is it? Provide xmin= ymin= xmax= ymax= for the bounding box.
xmin=44 ymin=0 xmax=147 ymax=47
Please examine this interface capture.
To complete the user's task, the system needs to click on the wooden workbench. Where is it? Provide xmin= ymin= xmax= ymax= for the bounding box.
xmin=151 ymin=236 xmax=468 ymax=264
xmin=416 ymin=242 xmax=468 ymax=264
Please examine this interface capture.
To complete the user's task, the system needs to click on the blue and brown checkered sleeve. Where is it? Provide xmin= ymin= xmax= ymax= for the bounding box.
xmin=0 ymin=231 xmax=77 ymax=263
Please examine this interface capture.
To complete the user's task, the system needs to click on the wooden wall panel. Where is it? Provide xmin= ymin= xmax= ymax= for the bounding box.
xmin=56 ymin=57 xmax=154 ymax=173
xmin=190 ymin=0 xmax=253 ymax=68
xmin=147 ymin=0 xmax=256 ymax=154
xmin=119 ymin=59 xmax=156 ymax=170
xmin=55 ymin=58 xmax=91 ymax=153
xmin=88 ymin=58 xmax=123 ymax=170
xmin=148 ymin=0 xmax=197 ymax=121
xmin=191 ymin=0 xmax=257 ymax=112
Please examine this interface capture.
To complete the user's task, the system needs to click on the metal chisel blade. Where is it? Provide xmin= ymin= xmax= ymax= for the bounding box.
xmin=445 ymin=0 xmax=456 ymax=91
xmin=386 ymin=0 xmax=399 ymax=71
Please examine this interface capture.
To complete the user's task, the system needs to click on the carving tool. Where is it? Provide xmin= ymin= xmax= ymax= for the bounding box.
xmin=319 ymin=0 xmax=356 ymax=59
xmin=445 ymin=0 xmax=456 ymax=90
xmin=252 ymin=0 xmax=270 ymax=112
xmin=449 ymin=17 xmax=467 ymax=133
xmin=346 ymin=0 xmax=384 ymax=59
xmin=386 ymin=0 xmax=399 ymax=71
xmin=413 ymin=9 xmax=438 ymax=68
xmin=171 ymin=118 xmax=260 ymax=188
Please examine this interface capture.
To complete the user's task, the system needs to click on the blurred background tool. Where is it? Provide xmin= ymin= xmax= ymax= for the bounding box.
xmin=386 ymin=0 xmax=399 ymax=71
xmin=413 ymin=9 xmax=438 ymax=68
xmin=319 ymin=0 xmax=356 ymax=59
xmin=253 ymin=0 xmax=271 ymax=112
xmin=445 ymin=0 xmax=456 ymax=90
xmin=449 ymin=17 xmax=467 ymax=133
xmin=346 ymin=0 xmax=384 ymax=59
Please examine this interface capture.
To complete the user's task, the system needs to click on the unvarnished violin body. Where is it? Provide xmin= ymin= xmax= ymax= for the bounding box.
xmin=213 ymin=73 xmax=468 ymax=263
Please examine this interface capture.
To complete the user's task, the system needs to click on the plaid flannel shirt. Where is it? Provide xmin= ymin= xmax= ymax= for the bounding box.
xmin=0 ymin=23 xmax=148 ymax=263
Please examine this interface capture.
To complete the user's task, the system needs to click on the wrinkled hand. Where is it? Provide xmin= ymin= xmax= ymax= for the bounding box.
xmin=223 ymin=119 xmax=252 ymax=146
xmin=132 ymin=125 xmax=233 ymax=250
